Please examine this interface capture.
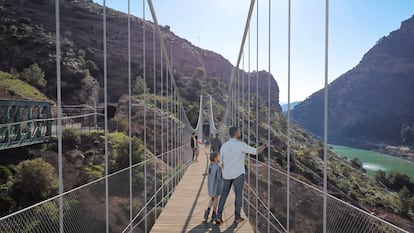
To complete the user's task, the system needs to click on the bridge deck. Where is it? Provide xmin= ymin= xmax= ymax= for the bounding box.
xmin=151 ymin=146 xmax=253 ymax=233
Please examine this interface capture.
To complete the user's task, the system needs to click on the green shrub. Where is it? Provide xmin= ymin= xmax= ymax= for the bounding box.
xmin=23 ymin=25 xmax=33 ymax=34
xmin=0 ymin=25 xmax=6 ymax=34
xmin=133 ymin=76 xmax=149 ymax=96
xmin=397 ymin=186 xmax=411 ymax=216
xmin=13 ymin=159 xmax=58 ymax=204
xmin=62 ymin=128 xmax=81 ymax=149
xmin=85 ymin=60 xmax=99 ymax=76
xmin=350 ymin=157 xmax=363 ymax=170
xmin=82 ymin=162 xmax=104 ymax=183
xmin=0 ymin=165 xmax=12 ymax=184
xmin=0 ymin=71 xmax=48 ymax=101
xmin=9 ymin=25 xmax=17 ymax=33
xmin=0 ymin=196 xmax=15 ymax=216
xmin=19 ymin=63 xmax=47 ymax=89
xmin=107 ymin=133 xmax=144 ymax=172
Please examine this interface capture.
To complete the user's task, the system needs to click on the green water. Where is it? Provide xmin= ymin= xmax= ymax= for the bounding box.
xmin=330 ymin=145 xmax=414 ymax=180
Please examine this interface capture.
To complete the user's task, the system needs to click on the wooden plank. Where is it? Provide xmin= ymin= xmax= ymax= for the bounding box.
xmin=151 ymin=146 xmax=254 ymax=233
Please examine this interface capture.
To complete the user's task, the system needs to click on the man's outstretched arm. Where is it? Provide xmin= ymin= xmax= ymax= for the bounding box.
xmin=241 ymin=143 xmax=266 ymax=155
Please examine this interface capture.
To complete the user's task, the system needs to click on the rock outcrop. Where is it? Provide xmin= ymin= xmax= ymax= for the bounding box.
xmin=0 ymin=0 xmax=281 ymax=111
xmin=292 ymin=15 xmax=414 ymax=147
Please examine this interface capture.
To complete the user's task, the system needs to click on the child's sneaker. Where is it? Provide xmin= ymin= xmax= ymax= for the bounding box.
xmin=204 ymin=208 xmax=210 ymax=221
xmin=211 ymin=211 xmax=217 ymax=221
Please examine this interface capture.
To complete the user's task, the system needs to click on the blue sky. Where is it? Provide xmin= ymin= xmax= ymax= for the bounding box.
xmin=94 ymin=0 xmax=414 ymax=103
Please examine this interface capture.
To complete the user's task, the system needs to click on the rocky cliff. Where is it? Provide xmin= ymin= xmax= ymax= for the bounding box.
xmin=292 ymin=15 xmax=414 ymax=147
xmin=0 ymin=0 xmax=281 ymax=113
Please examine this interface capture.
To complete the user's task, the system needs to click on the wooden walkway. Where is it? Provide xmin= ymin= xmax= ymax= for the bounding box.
xmin=151 ymin=146 xmax=254 ymax=233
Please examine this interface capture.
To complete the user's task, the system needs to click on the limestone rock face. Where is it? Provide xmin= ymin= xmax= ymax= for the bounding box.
xmin=0 ymin=0 xmax=281 ymax=111
xmin=292 ymin=15 xmax=414 ymax=147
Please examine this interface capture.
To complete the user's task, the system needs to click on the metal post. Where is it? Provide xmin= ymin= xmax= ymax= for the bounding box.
xmin=142 ymin=1 xmax=148 ymax=230
xmin=127 ymin=1 xmax=133 ymax=232
xmin=103 ymin=1 xmax=109 ymax=232
xmin=152 ymin=16 xmax=157 ymax=221
xmin=247 ymin=28 xmax=251 ymax=221
xmin=255 ymin=1 xmax=259 ymax=230
xmin=160 ymin=45 xmax=164 ymax=208
xmin=323 ymin=0 xmax=330 ymax=232
xmin=287 ymin=0 xmax=291 ymax=232
xmin=166 ymin=58 xmax=170 ymax=201
xmin=267 ymin=1 xmax=271 ymax=232
xmin=55 ymin=0 xmax=63 ymax=230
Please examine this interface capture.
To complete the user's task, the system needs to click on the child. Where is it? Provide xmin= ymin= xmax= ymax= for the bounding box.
xmin=204 ymin=152 xmax=223 ymax=222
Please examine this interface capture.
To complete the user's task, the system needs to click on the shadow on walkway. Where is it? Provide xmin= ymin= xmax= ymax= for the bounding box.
xmin=187 ymin=221 xmax=238 ymax=233
xmin=181 ymin=152 xmax=209 ymax=233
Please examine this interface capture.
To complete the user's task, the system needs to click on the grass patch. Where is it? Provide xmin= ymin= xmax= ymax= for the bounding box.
xmin=0 ymin=71 xmax=49 ymax=101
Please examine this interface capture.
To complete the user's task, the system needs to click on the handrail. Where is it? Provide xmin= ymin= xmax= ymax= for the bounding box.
xmin=246 ymin=156 xmax=409 ymax=233
xmin=244 ymin=182 xmax=287 ymax=232
xmin=121 ymin=159 xmax=192 ymax=233
xmin=0 ymin=145 xmax=188 ymax=222
xmin=0 ymin=113 xmax=104 ymax=128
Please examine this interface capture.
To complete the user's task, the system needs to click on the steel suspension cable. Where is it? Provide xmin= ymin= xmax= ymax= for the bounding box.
xmin=242 ymin=53 xmax=245 ymax=143
xmin=255 ymin=1 xmax=259 ymax=230
xmin=166 ymin=51 xmax=170 ymax=201
xmin=287 ymin=0 xmax=292 ymax=231
xmin=160 ymin=43 xmax=164 ymax=208
xmin=247 ymin=27 xmax=251 ymax=220
xmin=323 ymin=1 xmax=330 ymax=232
xmin=54 ymin=0 xmax=63 ymax=232
xmin=152 ymin=15 xmax=157 ymax=221
xmin=127 ymin=1 xmax=133 ymax=231
xmin=142 ymin=0 xmax=148 ymax=231
xmin=102 ymin=1 xmax=109 ymax=232
xmin=267 ymin=0 xmax=271 ymax=232
xmin=237 ymin=66 xmax=240 ymax=128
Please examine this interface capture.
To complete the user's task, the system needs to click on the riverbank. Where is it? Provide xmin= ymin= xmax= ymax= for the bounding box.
xmin=375 ymin=145 xmax=414 ymax=163
xmin=330 ymin=145 xmax=414 ymax=180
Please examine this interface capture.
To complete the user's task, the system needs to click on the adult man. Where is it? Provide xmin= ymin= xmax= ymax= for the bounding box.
xmin=216 ymin=127 xmax=266 ymax=224
xmin=210 ymin=133 xmax=222 ymax=152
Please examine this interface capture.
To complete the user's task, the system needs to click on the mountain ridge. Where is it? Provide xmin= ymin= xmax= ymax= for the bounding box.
xmin=0 ymin=0 xmax=281 ymax=113
xmin=292 ymin=15 xmax=414 ymax=148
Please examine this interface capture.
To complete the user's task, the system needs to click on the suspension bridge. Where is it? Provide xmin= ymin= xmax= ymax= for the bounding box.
xmin=0 ymin=0 xmax=411 ymax=232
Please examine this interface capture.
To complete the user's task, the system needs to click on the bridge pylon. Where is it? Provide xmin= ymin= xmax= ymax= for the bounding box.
xmin=194 ymin=94 xmax=217 ymax=141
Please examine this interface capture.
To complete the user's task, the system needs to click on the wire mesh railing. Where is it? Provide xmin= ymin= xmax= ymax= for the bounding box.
xmin=0 ymin=145 xmax=191 ymax=233
xmin=244 ymin=157 xmax=409 ymax=233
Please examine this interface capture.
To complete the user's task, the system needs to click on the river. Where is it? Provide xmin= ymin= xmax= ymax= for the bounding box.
xmin=330 ymin=145 xmax=414 ymax=180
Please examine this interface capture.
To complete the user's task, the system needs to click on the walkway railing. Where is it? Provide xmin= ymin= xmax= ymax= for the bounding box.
xmin=0 ymin=145 xmax=191 ymax=233
xmin=243 ymin=157 xmax=409 ymax=233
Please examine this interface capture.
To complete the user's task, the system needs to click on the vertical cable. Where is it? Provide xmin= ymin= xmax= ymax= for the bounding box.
xmin=142 ymin=0 xmax=148 ymax=231
xmin=152 ymin=16 xmax=157 ymax=221
xmin=247 ymin=28 xmax=251 ymax=220
xmin=287 ymin=0 xmax=291 ymax=231
xmin=255 ymin=1 xmax=259 ymax=230
xmin=241 ymin=52 xmax=245 ymax=212
xmin=103 ymin=1 xmax=109 ymax=232
xmin=166 ymin=50 xmax=170 ymax=200
xmin=170 ymin=45 xmax=175 ymax=189
xmin=127 ymin=1 xmax=133 ymax=232
xmin=323 ymin=0 xmax=330 ymax=232
xmin=54 ymin=0 xmax=63 ymax=232
xmin=236 ymin=73 xmax=238 ymax=127
xmin=267 ymin=0 xmax=271 ymax=232
xmin=242 ymin=53 xmax=245 ymax=143
xmin=160 ymin=47 xmax=164 ymax=207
